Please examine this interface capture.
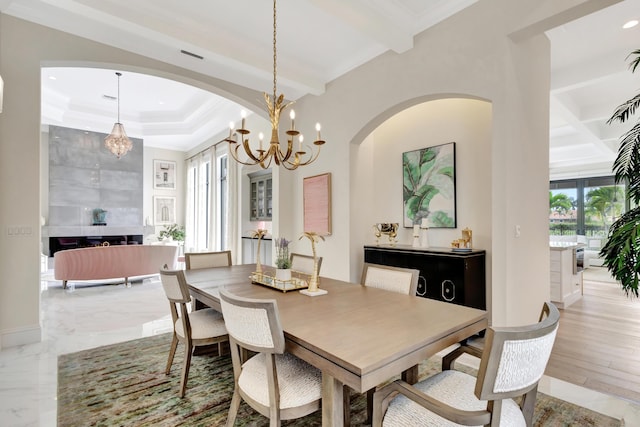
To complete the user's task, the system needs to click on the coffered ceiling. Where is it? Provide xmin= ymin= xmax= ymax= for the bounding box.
xmin=2 ymin=0 xmax=640 ymax=178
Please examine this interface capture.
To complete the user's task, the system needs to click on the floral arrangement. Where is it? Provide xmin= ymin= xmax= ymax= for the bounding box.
xmin=275 ymin=237 xmax=291 ymax=269
xmin=159 ymin=223 xmax=185 ymax=241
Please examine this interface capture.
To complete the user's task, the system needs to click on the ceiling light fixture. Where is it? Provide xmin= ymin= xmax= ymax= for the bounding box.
xmin=623 ymin=20 xmax=638 ymax=29
xmin=225 ymin=0 xmax=325 ymax=170
xmin=104 ymin=72 xmax=133 ymax=159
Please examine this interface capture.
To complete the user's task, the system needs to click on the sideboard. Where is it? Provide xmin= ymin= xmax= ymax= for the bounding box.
xmin=364 ymin=245 xmax=486 ymax=310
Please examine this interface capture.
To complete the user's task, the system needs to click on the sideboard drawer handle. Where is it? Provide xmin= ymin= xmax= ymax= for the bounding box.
xmin=442 ymin=280 xmax=455 ymax=302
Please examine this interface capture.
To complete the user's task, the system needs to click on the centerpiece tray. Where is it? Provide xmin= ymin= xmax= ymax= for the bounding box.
xmin=250 ymin=271 xmax=310 ymax=292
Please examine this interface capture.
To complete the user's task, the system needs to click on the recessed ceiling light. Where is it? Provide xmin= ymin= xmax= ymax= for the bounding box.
xmin=159 ymin=101 xmax=165 ymax=105
xmin=48 ymin=75 xmax=57 ymax=80
xmin=623 ymin=20 xmax=638 ymax=29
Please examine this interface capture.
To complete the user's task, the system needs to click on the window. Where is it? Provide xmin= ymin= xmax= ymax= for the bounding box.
xmin=550 ymin=176 xmax=626 ymax=238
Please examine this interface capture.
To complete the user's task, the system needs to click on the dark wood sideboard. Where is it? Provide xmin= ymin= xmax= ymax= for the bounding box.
xmin=364 ymin=245 xmax=486 ymax=310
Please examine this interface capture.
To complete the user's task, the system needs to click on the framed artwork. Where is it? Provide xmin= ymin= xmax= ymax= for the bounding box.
xmin=402 ymin=142 xmax=456 ymax=228
xmin=154 ymin=196 xmax=176 ymax=225
xmin=303 ymin=173 xmax=331 ymax=235
xmin=153 ymin=159 xmax=176 ymax=190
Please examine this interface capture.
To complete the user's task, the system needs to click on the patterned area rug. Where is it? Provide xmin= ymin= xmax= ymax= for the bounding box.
xmin=58 ymin=334 xmax=622 ymax=426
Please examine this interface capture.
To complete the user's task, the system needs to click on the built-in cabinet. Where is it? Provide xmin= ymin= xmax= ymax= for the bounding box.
xmin=364 ymin=245 xmax=486 ymax=310
xmin=550 ymin=245 xmax=583 ymax=309
xmin=249 ymin=173 xmax=272 ymax=221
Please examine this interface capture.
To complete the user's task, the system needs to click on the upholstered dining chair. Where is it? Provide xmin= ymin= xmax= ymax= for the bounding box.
xmin=372 ymin=302 xmax=560 ymax=427
xmin=289 ymin=252 xmax=323 ymax=275
xmin=361 ymin=262 xmax=420 ymax=296
xmin=184 ymin=250 xmax=232 ymax=270
xmin=219 ymin=290 xmax=322 ymax=427
xmin=159 ymin=268 xmax=228 ymax=397
xmin=345 ymin=262 xmax=421 ymax=424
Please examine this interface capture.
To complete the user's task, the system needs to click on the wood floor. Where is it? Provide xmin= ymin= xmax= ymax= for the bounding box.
xmin=546 ymin=273 xmax=640 ymax=404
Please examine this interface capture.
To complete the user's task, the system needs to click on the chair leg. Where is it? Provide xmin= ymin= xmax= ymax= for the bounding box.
xmin=520 ymin=385 xmax=538 ymax=427
xmin=179 ymin=343 xmax=193 ymax=398
xmin=225 ymin=389 xmax=242 ymax=427
xmin=165 ymin=334 xmax=178 ymax=374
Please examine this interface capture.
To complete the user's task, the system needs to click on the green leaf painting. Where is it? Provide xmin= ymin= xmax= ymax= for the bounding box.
xmin=403 ymin=142 xmax=456 ymax=228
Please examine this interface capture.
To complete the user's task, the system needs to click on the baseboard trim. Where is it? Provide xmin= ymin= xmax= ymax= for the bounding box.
xmin=1 ymin=324 xmax=42 ymax=349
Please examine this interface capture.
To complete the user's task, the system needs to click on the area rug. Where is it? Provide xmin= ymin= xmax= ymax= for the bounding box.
xmin=58 ymin=334 xmax=622 ymax=426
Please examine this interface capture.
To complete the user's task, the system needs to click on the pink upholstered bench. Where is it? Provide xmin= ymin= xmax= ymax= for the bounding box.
xmin=54 ymin=244 xmax=178 ymax=289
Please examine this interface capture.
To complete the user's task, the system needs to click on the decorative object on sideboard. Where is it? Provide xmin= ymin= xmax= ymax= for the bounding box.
xmin=373 ymin=223 xmax=398 ymax=246
xmin=104 ymin=72 xmax=133 ymax=159
xmin=402 ymin=142 xmax=456 ymax=228
xmin=420 ymin=218 xmax=430 ymax=248
xmin=412 ymin=225 xmax=421 ymax=247
xmin=274 ymin=237 xmax=292 ymax=281
xmin=299 ymin=231 xmax=327 ymax=296
xmin=252 ymin=229 xmax=268 ymax=273
xmin=451 ymin=227 xmax=473 ymax=250
xmin=224 ymin=0 xmax=325 ymax=170
xmin=92 ymin=208 xmax=107 ymax=226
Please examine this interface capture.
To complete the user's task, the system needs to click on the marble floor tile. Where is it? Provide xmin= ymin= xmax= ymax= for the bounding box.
xmin=0 ymin=271 xmax=638 ymax=426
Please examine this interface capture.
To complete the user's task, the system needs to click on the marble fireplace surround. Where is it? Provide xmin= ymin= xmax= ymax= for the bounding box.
xmin=45 ymin=125 xmax=144 ymax=254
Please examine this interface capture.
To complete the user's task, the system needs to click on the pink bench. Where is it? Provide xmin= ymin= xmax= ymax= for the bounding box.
xmin=54 ymin=244 xmax=178 ymax=289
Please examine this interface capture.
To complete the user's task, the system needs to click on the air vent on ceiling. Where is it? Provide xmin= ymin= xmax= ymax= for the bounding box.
xmin=180 ymin=49 xmax=204 ymax=60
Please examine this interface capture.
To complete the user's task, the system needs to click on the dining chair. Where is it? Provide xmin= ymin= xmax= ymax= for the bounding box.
xmin=184 ymin=250 xmax=232 ymax=270
xmin=159 ymin=268 xmax=228 ymax=397
xmin=361 ymin=262 xmax=419 ymax=296
xmin=219 ymin=289 xmax=322 ymax=427
xmin=372 ymin=302 xmax=560 ymax=427
xmin=343 ymin=263 xmax=421 ymax=424
xmin=289 ymin=252 xmax=323 ymax=275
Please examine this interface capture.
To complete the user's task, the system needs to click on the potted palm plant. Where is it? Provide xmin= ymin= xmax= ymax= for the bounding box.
xmin=600 ymin=49 xmax=640 ymax=297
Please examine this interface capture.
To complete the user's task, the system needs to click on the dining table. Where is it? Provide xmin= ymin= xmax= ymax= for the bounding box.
xmin=184 ymin=263 xmax=488 ymax=427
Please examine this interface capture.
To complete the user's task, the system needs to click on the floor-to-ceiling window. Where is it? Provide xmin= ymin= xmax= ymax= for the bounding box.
xmin=550 ymin=176 xmax=626 ymax=238
xmin=185 ymin=147 xmax=230 ymax=253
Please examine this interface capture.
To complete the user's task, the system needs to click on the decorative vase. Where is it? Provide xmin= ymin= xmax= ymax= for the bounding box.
xmin=275 ymin=268 xmax=291 ymax=281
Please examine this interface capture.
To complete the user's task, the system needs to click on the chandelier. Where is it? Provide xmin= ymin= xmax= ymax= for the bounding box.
xmin=104 ymin=72 xmax=133 ymax=158
xmin=225 ymin=0 xmax=325 ymax=170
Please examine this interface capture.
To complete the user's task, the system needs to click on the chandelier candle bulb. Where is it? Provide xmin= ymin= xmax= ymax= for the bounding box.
xmin=259 ymin=132 xmax=264 ymax=151
xmin=228 ymin=122 xmax=234 ymax=138
xmin=240 ymin=110 xmax=246 ymax=129
xmin=316 ymin=123 xmax=321 ymax=140
xmin=290 ymin=110 xmax=295 ymax=130
xmin=298 ymin=134 xmax=303 ymax=152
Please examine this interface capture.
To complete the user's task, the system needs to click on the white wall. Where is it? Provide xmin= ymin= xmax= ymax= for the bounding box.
xmin=0 ymin=0 xmax=617 ymax=348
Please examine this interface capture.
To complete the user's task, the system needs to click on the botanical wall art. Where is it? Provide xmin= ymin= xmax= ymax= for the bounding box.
xmin=153 ymin=159 xmax=176 ymax=190
xmin=402 ymin=142 xmax=456 ymax=228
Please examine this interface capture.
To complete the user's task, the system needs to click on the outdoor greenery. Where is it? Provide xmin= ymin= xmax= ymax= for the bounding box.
xmin=549 ymin=187 xmax=622 ymax=237
xmin=158 ymin=223 xmax=185 ymax=241
xmin=600 ymin=49 xmax=640 ymax=297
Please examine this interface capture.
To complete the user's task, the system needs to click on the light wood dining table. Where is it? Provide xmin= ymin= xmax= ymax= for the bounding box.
xmin=184 ymin=264 xmax=488 ymax=427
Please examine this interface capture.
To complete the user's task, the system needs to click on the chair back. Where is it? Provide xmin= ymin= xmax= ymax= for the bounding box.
xmin=290 ymin=253 xmax=323 ymax=275
xmin=184 ymin=250 xmax=232 ymax=270
xmin=475 ymin=302 xmax=560 ymax=400
xmin=219 ymin=290 xmax=286 ymax=354
xmin=361 ymin=263 xmax=419 ymax=296
xmin=159 ymin=268 xmax=191 ymax=303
